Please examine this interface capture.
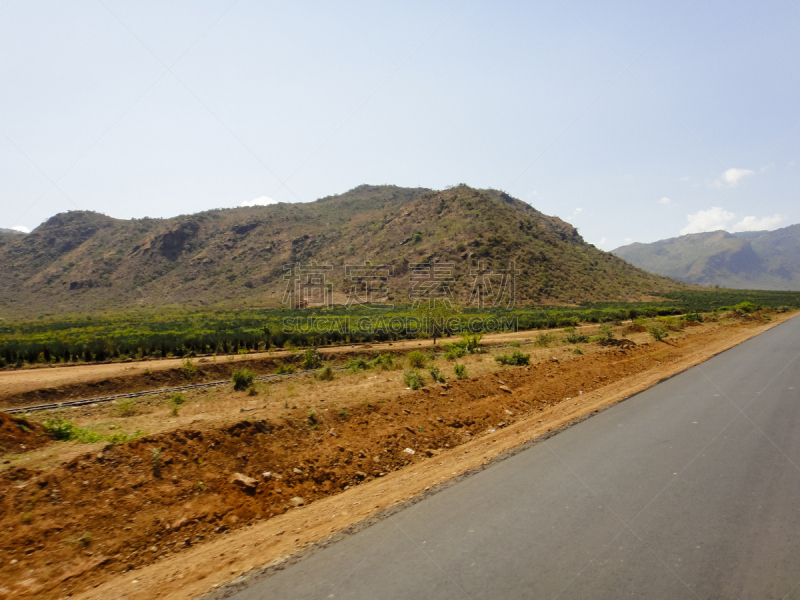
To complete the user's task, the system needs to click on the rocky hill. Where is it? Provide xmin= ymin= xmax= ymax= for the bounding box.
xmin=0 ymin=185 xmax=682 ymax=317
xmin=613 ymin=224 xmax=800 ymax=290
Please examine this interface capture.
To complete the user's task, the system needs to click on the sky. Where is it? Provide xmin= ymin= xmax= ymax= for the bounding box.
xmin=1 ymin=0 xmax=799 ymax=250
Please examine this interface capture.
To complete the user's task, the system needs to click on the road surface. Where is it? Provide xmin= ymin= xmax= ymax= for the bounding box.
xmin=229 ymin=315 xmax=800 ymax=600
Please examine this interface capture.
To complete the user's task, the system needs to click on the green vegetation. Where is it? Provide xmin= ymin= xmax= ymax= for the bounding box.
xmin=168 ymin=392 xmax=186 ymax=416
xmin=301 ymin=348 xmax=323 ymax=370
xmin=647 ymin=325 xmax=669 ymax=342
xmin=428 ymin=366 xmax=446 ymax=383
xmin=0 ymin=289 xmax=797 ymax=369
xmin=403 ymin=370 xmax=425 ymax=390
xmin=495 ymin=350 xmax=531 ymax=366
xmin=562 ymin=327 xmax=589 ymax=344
xmin=44 ymin=418 xmax=143 ymax=444
xmin=231 ymin=367 xmax=257 ymax=391
xmin=454 ymin=364 xmax=468 ymax=379
xmin=407 ymin=350 xmax=427 ymax=368
xmin=115 ymin=398 xmax=137 ymax=417
xmin=345 ymin=357 xmax=370 ymax=373
xmin=316 ymin=364 xmax=335 ymax=381
xmin=275 ymin=362 xmax=296 ymax=374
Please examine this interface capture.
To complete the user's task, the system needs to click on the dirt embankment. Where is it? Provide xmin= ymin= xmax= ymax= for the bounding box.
xmin=0 ymin=313 xmax=793 ymax=600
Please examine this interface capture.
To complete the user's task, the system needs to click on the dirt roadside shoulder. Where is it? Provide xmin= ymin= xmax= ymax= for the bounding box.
xmin=53 ymin=313 xmax=797 ymax=600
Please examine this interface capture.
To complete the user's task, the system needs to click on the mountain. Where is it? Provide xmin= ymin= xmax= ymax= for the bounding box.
xmin=0 ymin=228 xmax=25 ymax=235
xmin=613 ymin=224 xmax=800 ymax=290
xmin=0 ymin=185 xmax=682 ymax=317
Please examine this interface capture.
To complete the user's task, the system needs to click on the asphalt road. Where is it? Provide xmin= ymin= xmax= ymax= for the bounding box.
xmin=230 ymin=316 xmax=800 ymax=600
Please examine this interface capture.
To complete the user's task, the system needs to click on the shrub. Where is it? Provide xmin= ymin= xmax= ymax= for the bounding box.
xmin=232 ymin=367 xmax=257 ymax=391
xmin=682 ymin=311 xmax=703 ymax=323
xmin=443 ymin=344 xmax=467 ymax=360
xmin=345 ymin=357 xmax=370 ymax=373
xmin=403 ymin=370 xmax=424 ymax=390
xmin=534 ymin=333 xmax=555 ymax=348
xmin=316 ymin=364 xmax=335 ymax=380
xmin=44 ymin=418 xmax=76 ymax=441
xmin=428 ymin=366 xmax=446 ymax=383
xmin=572 ymin=347 xmax=584 ymax=355
xmin=115 ymin=398 xmax=137 ymax=417
xmin=168 ymin=392 xmax=186 ymax=416
xmin=182 ymin=358 xmax=198 ymax=379
xmin=301 ymin=348 xmax=323 ymax=370
xmin=563 ymin=327 xmax=589 ymax=344
xmin=275 ymin=362 xmax=296 ymax=374
xmin=407 ymin=350 xmax=427 ymax=368
xmin=647 ymin=325 xmax=669 ymax=342
xmin=495 ymin=350 xmax=530 ymax=366
xmin=43 ymin=419 xmax=103 ymax=443
xmin=454 ymin=364 xmax=468 ymax=379
xmin=509 ymin=340 xmax=522 ymax=348
xmin=598 ymin=324 xmax=614 ymax=340
xmin=371 ymin=353 xmax=395 ymax=370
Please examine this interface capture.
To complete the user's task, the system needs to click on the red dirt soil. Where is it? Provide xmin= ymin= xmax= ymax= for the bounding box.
xmin=0 ymin=414 xmax=51 ymax=454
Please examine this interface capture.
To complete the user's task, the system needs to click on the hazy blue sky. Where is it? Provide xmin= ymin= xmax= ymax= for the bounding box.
xmin=1 ymin=0 xmax=799 ymax=249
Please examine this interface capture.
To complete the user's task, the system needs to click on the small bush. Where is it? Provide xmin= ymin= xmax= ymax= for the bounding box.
xmin=275 ymin=362 xmax=296 ymax=374
xmin=428 ymin=366 xmax=446 ymax=383
xmin=115 ymin=398 xmax=137 ymax=417
xmin=403 ymin=370 xmax=425 ymax=390
xmin=371 ymin=353 xmax=395 ymax=370
xmin=232 ymin=367 xmax=257 ymax=391
xmin=407 ymin=350 xmax=427 ymax=368
xmin=454 ymin=364 xmax=468 ymax=379
xmin=107 ymin=430 xmax=144 ymax=444
xmin=509 ymin=340 xmax=522 ymax=348
xmin=183 ymin=358 xmax=198 ymax=379
xmin=346 ymin=357 xmax=370 ymax=373
xmin=598 ymin=324 xmax=614 ymax=340
xmin=443 ymin=344 xmax=467 ymax=360
xmin=316 ymin=364 xmax=335 ymax=380
xmin=44 ymin=418 xmax=76 ymax=441
xmin=168 ymin=392 xmax=186 ymax=416
xmin=495 ymin=350 xmax=530 ymax=366
xmin=572 ymin=347 xmax=584 ymax=355
xmin=44 ymin=419 xmax=103 ymax=443
xmin=647 ymin=325 xmax=669 ymax=342
xmin=301 ymin=348 xmax=323 ymax=370
xmin=534 ymin=333 xmax=555 ymax=348
xmin=563 ymin=327 xmax=589 ymax=344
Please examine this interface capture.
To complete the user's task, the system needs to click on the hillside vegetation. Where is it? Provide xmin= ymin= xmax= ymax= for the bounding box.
xmin=614 ymin=225 xmax=800 ymax=290
xmin=0 ymin=185 xmax=682 ymax=317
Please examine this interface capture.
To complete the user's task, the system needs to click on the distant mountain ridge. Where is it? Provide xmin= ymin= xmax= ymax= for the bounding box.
xmin=0 ymin=184 xmax=682 ymax=317
xmin=613 ymin=224 xmax=800 ymax=290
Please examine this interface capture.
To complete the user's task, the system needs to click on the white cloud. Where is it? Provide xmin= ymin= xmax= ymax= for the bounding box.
xmin=624 ymin=237 xmax=632 ymax=243
xmin=11 ymin=225 xmax=30 ymax=233
xmin=679 ymin=175 xmax=689 ymax=182
xmin=240 ymin=196 xmax=279 ymax=207
xmin=789 ymin=161 xmax=796 ymax=169
xmin=681 ymin=207 xmax=787 ymax=235
xmin=680 ymin=207 xmax=735 ymax=234
xmin=730 ymin=214 xmax=786 ymax=232
xmin=570 ymin=207 xmax=583 ymax=218
xmin=759 ymin=163 xmax=773 ymax=173
xmin=599 ymin=237 xmax=607 ymax=245
xmin=712 ymin=168 xmax=754 ymax=188
xmin=658 ymin=197 xmax=672 ymax=206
